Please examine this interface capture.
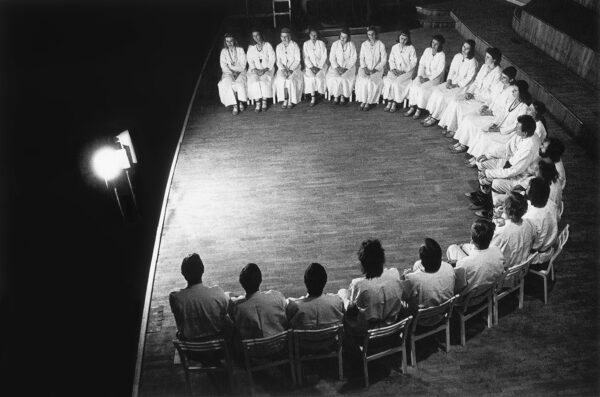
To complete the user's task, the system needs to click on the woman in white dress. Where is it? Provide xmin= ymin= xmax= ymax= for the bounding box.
xmin=530 ymin=101 xmax=548 ymax=142
xmin=246 ymin=29 xmax=276 ymax=112
xmin=382 ymin=30 xmax=417 ymax=113
xmin=303 ymin=28 xmax=328 ymax=107
xmin=438 ymin=47 xmax=503 ymax=136
xmin=217 ymin=33 xmax=248 ymax=115
xmin=404 ymin=34 xmax=446 ymax=119
xmin=422 ymin=39 xmax=478 ymax=127
xmin=273 ymin=28 xmax=303 ymax=109
xmin=458 ymin=80 xmax=531 ymax=158
xmin=326 ymin=28 xmax=357 ymax=105
xmin=355 ymin=26 xmax=387 ymax=111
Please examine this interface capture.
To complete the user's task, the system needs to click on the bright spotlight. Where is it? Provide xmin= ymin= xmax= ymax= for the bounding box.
xmin=92 ymin=146 xmax=122 ymax=182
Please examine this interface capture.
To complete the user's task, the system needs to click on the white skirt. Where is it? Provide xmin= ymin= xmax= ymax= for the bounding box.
xmin=273 ymin=68 xmax=304 ymax=104
xmin=406 ymin=74 xmax=444 ymax=109
xmin=468 ymin=131 xmax=516 ymax=157
xmin=454 ymin=113 xmax=495 ymax=147
xmin=381 ymin=71 xmax=413 ymax=103
xmin=438 ymin=96 xmax=484 ymax=132
xmin=247 ymin=69 xmax=275 ymax=100
xmin=355 ymin=68 xmax=384 ymax=104
xmin=303 ymin=66 xmax=328 ymax=95
xmin=217 ymin=71 xmax=248 ymax=107
xmin=425 ymin=83 xmax=468 ymax=119
xmin=325 ymin=66 xmax=356 ymax=98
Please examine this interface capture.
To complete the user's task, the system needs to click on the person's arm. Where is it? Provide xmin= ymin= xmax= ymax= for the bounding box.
xmin=388 ymin=44 xmax=398 ymax=73
xmin=289 ymin=42 xmax=301 ymax=70
xmin=275 ymin=44 xmax=284 ymax=70
xmin=486 ymin=141 xmax=537 ymax=179
xmin=348 ymin=42 xmax=357 ymax=69
xmin=373 ymin=41 xmax=387 ymax=72
xmin=266 ymin=43 xmax=276 ymax=71
xmin=417 ymin=48 xmax=428 ymax=77
xmin=458 ymin=58 xmax=478 ymax=88
xmin=329 ymin=42 xmax=339 ymax=69
xmin=317 ymin=41 xmax=327 ymax=69
xmin=303 ymin=42 xmax=313 ymax=70
xmin=454 ymin=266 xmax=467 ymax=294
xmin=407 ymin=46 xmax=418 ymax=73
xmin=219 ymin=50 xmax=229 ymax=74
xmin=429 ymin=51 xmax=446 ymax=82
xmin=446 ymin=53 xmax=461 ymax=86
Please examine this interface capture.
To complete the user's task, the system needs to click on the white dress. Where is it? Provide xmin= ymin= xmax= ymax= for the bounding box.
xmin=438 ymin=64 xmax=502 ymax=132
xmin=302 ymin=39 xmax=328 ymax=95
xmin=326 ymin=40 xmax=357 ymax=98
xmin=217 ymin=47 xmax=248 ymax=107
xmin=273 ymin=41 xmax=303 ymax=104
xmin=425 ymin=53 xmax=478 ymax=119
xmin=355 ymin=40 xmax=387 ymax=104
xmin=467 ymin=101 xmax=529 ymax=157
xmin=246 ymin=42 xmax=276 ymax=100
xmin=405 ymin=47 xmax=446 ymax=108
xmin=382 ymin=43 xmax=417 ymax=103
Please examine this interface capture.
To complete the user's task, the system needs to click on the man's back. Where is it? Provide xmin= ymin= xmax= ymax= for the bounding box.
xmin=169 ymin=283 xmax=230 ymax=340
xmin=286 ymin=294 xmax=344 ymax=330
xmin=404 ymin=261 xmax=455 ymax=308
xmin=492 ymin=219 xmax=535 ymax=268
xmin=455 ymin=246 xmax=505 ymax=295
xmin=230 ymin=290 xmax=288 ymax=339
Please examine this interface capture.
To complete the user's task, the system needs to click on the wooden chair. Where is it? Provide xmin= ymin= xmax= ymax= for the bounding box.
xmin=241 ymin=330 xmax=296 ymax=394
xmin=409 ymin=296 xmax=458 ymax=369
xmin=359 ymin=316 xmax=412 ymax=387
xmin=529 ymin=224 xmax=570 ymax=304
xmin=173 ymin=338 xmax=234 ymax=396
xmin=292 ymin=324 xmax=344 ymax=386
xmin=453 ymin=284 xmax=494 ymax=346
xmin=272 ymin=0 xmax=292 ymax=28
xmin=493 ymin=254 xmax=535 ymax=325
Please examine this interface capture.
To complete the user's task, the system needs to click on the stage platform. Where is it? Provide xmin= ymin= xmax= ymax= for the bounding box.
xmin=134 ymin=27 xmax=599 ymax=396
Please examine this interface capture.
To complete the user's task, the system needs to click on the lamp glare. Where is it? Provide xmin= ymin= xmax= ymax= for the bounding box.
xmin=92 ymin=147 xmax=121 ymax=181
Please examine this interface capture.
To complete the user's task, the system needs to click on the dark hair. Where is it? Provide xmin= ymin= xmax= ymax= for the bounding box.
xmin=504 ymin=193 xmax=528 ymax=222
xmin=502 ymin=66 xmax=517 ymax=82
xmin=538 ymin=160 xmax=559 ymax=184
xmin=223 ymin=33 xmax=238 ymax=49
xmin=181 ymin=253 xmax=204 ymax=284
xmin=357 ymin=239 xmax=385 ymax=279
xmin=471 ymin=219 xmax=496 ymax=250
xmin=527 ymin=177 xmax=550 ymax=208
xmin=531 ymin=101 xmax=546 ymax=119
xmin=304 ymin=263 xmax=327 ymax=296
xmin=280 ymin=27 xmax=291 ymax=35
xmin=432 ymin=34 xmax=445 ymax=51
xmin=517 ymin=114 xmax=536 ymax=137
xmin=239 ymin=263 xmax=262 ymax=295
xmin=419 ymin=238 xmax=442 ymax=272
xmin=366 ymin=25 xmax=377 ymax=34
xmin=340 ymin=28 xmax=351 ymax=40
xmin=397 ymin=30 xmax=412 ymax=45
xmin=543 ymin=138 xmax=565 ymax=162
xmin=514 ymin=80 xmax=529 ymax=99
xmin=308 ymin=27 xmax=320 ymax=37
xmin=486 ymin=47 xmax=502 ymax=66
xmin=464 ymin=39 xmax=476 ymax=59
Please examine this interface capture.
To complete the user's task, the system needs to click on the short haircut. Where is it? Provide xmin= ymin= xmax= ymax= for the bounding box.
xmin=366 ymin=25 xmax=377 ymax=34
xmin=181 ymin=253 xmax=204 ymax=284
xmin=280 ymin=27 xmax=291 ymax=35
xmin=308 ymin=27 xmax=320 ymax=37
xmin=340 ymin=28 xmax=351 ymax=39
xmin=464 ymin=39 xmax=476 ymax=59
xmin=304 ymin=263 xmax=327 ymax=296
xmin=504 ymin=192 xmax=528 ymax=222
xmin=223 ymin=33 xmax=238 ymax=49
xmin=502 ymin=66 xmax=517 ymax=81
xmin=515 ymin=79 xmax=529 ymax=97
xmin=419 ymin=238 xmax=442 ymax=272
xmin=528 ymin=177 xmax=551 ymax=208
xmin=517 ymin=114 xmax=536 ymax=137
xmin=486 ymin=47 xmax=502 ymax=66
xmin=357 ymin=239 xmax=385 ymax=279
xmin=532 ymin=100 xmax=547 ymax=118
xmin=538 ymin=160 xmax=559 ymax=184
xmin=397 ymin=29 xmax=412 ymax=45
xmin=432 ymin=34 xmax=445 ymax=51
xmin=239 ymin=263 xmax=262 ymax=295
xmin=544 ymin=138 xmax=565 ymax=162
xmin=471 ymin=219 xmax=496 ymax=250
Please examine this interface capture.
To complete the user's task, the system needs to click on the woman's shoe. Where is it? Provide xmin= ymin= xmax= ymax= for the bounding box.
xmin=255 ymin=102 xmax=261 ymax=112
xmin=261 ymin=100 xmax=268 ymax=111
xmin=232 ymin=105 xmax=239 ymax=115
xmin=390 ymin=103 xmax=398 ymax=113
xmin=412 ymin=108 xmax=422 ymax=119
xmin=404 ymin=106 xmax=416 ymax=117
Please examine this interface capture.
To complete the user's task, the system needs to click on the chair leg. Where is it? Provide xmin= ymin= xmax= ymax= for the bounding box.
xmin=543 ymin=277 xmax=548 ymax=305
xmin=460 ymin=315 xmax=466 ymax=347
xmin=519 ymin=281 xmax=525 ymax=309
xmin=246 ymin=368 xmax=255 ymax=396
xmin=493 ymin=298 xmax=499 ymax=326
xmin=338 ymin=349 xmax=344 ymax=380
xmin=487 ymin=300 xmax=493 ymax=328
xmin=289 ymin=359 xmax=297 ymax=386
xmin=445 ymin=326 xmax=451 ymax=352
xmin=183 ymin=369 xmax=193 ymax=396
xmin=362 ymin=354 xmax=369 ymax=387
xmin=296 ymin=359 xmax=303 ymax=386
xmin=401 ymin=341 xmax=407 ymax=374
xmin=410 ymin=338 xmax=417 ymax=369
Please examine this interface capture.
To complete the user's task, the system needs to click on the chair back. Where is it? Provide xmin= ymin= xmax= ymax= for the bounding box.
xmin=173 ymin=338 xmax=231 ymax=369
xmin=242 ymin=329 xmax=292 ymax=358
xmin=497 ymin=254 xmax=535 ymax=290
xmin=412 ymin=295 xmax=458 ymax=329
xmin=293 ymin=324 xmax=343 ymax=353
xmin=364 ymin=315 xmax=412 ymax=348
xmin=550 ymin=224 xmax=570 ymax=265
xmin=455 ymin=284 xmax=493 ymax=313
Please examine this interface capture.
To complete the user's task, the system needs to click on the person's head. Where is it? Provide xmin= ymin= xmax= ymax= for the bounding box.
xmin=181 ymin=253 xmax=204 ymax=284
xmin=251 ymin=29 xmax=263 ymax=44
xmin=309 ymin=28 xmax=319 ymax=42
xmin=501 ymin=66 xmax=517 ymax=85
xmin=516 ymin=114 xmax=536 ymax=138
xmin=304 ymin=262 xmax=327 ymax=296
xmin=419 ymin=238 xmax=442 ymax=272
xmin=280 ymin=28 xmax=291 ymax=44
xmin=470 ymin=219 xmax=496 ymax=250
xmin=527 ymin=177 xmax=550 ymax=208
xmin=513 ymin=80 xmax=529 ymax=101
xmin=503 ymin=192 xmax=528 ymax=223
xmin=357 ymin=239 xmax=385 ymax=279
xmin=431 ymin=34 xmax=445 ymax=53
xmin=462 ymin=39 xmax=476 ymax=59
xmin=537 ymin=159 xmax=559 ymax=184
xmin=485 ymin=47 xmax=502 ymax=66
xmin=239 ymin=263 xmax=262 ymax=295
xmin=397 ymin=30 xmax=411 ymax=45
xmin=339 ymin=28 xmax=351 ymax=44
xmin=527 ymin=100 xmax=546 ymax=121
xmin=224 ymin=33 xmax=238 ymax=49
xmin=540 ymin=137 xmax=565 ymax=163
xmin=366 ymin=26 xmax=377 ymax=42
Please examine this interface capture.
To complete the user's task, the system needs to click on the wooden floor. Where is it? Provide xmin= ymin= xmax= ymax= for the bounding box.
xmin=137 ymin=27 xmax=599 ymax=396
